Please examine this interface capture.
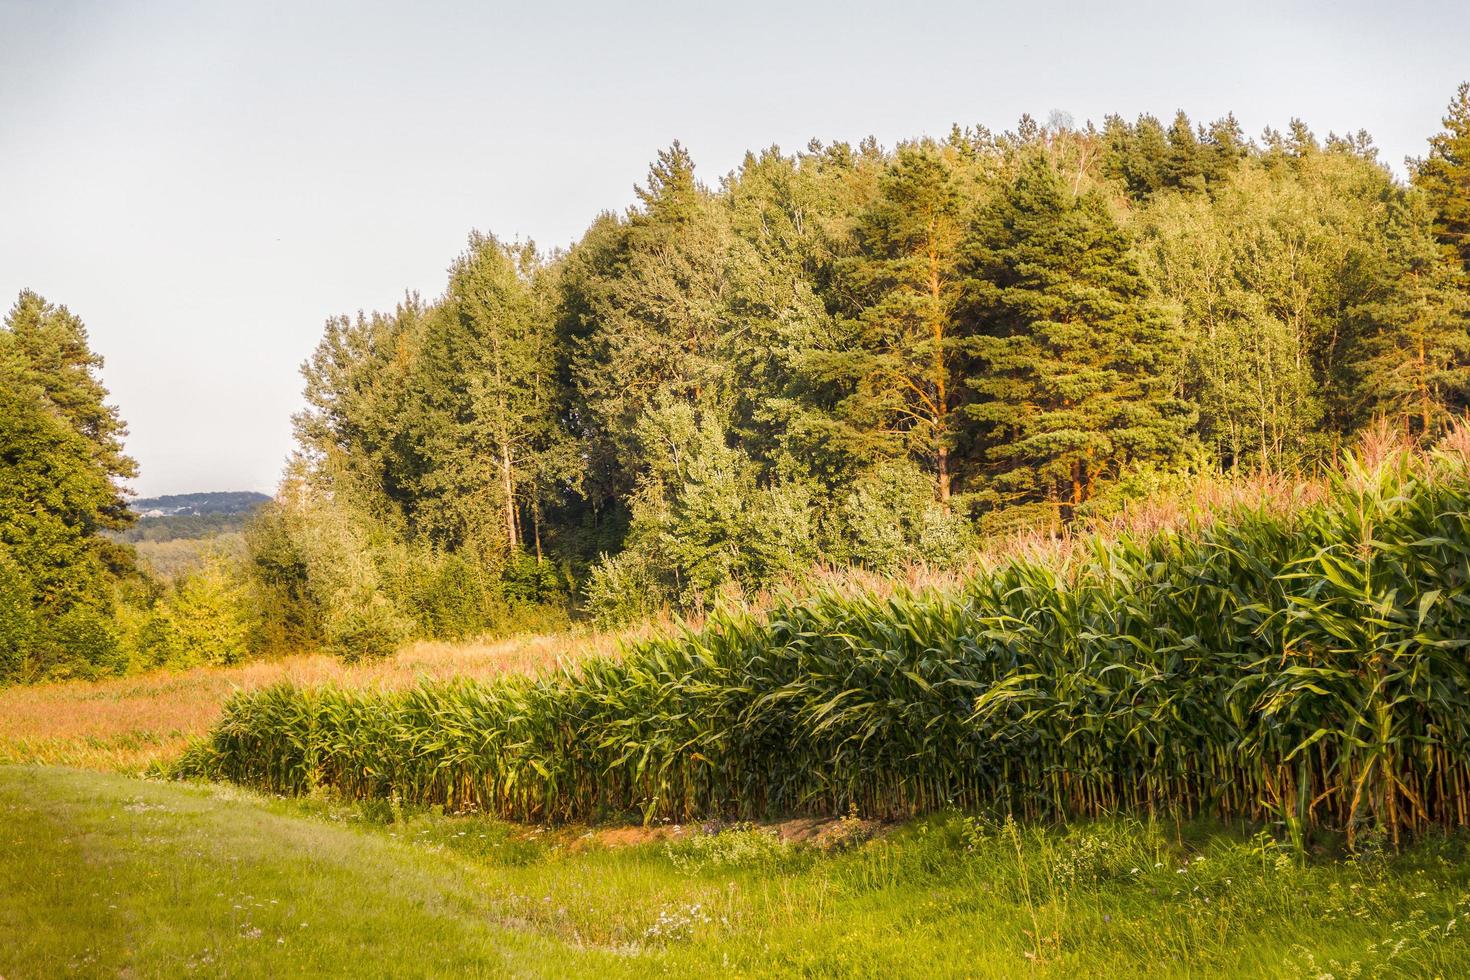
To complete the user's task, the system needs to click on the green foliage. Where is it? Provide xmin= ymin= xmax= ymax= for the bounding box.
xmin=598 ymin=399 xmax=819 ymax=611
xmin=241 ymin=485 xmax=411 ymax=660
xmin=242 ymin=473 xmax=570 ymax=658
xmin=0 ymin=555 xmax=36 ymax=679
xmin=832 ymin=460 xmax=973 ymax=571
xmin=499 ymin=550 xmax=567 ymax=606
xmin=119 ymin=512 xmax=260 ymax=544
xmin=1414 ymin=82 xmax=1470 ymax=273
xmin=962 ymin=155 xmax=1197 ymax=520
xmin=132 ymin=532 xmax=246 ymax=580
xmin=562 ymin=145 xmax=737 ymax=499
xmin=134 ymin=555 xmax=253 ymax=669
xmin=33 ymin=606 xmax=126 ymax=681
xmin=16 ymin=90 xmax=1470 ymax=682
xmin=1101 ymin=111 xmax=1246 ymax=198
xmin=250 ymin=88 xmax=1470 ymax=629
xmin=1074 ymin=455 xmax=1211 ymax=523
xmin=321 ymin=598 xmax=406 ymax=663
xmin=824 ymin=140 xmax=977 ymax=502
xmin=0 ymin=291 xmax=139 ymax=683
xmin=1140 ymin=145 xmax=1466 ymax=464
xmin=583 ymin=549 xmax=667 ymax=628
xmin=0 ymin=290 xmax=137 ymax=503
xmin=1351 ymin=191 xmax=1470 ymax=435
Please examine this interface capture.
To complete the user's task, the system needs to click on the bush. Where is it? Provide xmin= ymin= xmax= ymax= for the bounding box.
xmin=0 ymin=555 xmax=35 ymax=681
xmin=836 ymin=461 xmax=972 ymax=570
xmin=323 ymin=596 xmax=407 ymax=662
xmin=132 ymin=556 xmax=253 ymax=669
xmin=584 ymin=549 xmax=669 ymax=627
xmin=244 ymin=483 xmax=573 ymax=658
xmin=39 ymin=606 xmax=126 ymax=681
xmin=383 ymin=546 xmax=496 ymax=641
xmin=501 ymin=550 xmax=568 ymax=606
xmin=665 ymin=825 xmax=796 ymax=875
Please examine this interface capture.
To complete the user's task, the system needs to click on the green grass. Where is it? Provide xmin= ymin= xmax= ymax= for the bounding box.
xmin=6 ymin=766 xmax=1470 ymax=977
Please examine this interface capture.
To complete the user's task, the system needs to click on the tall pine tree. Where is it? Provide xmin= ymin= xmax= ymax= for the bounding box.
xmin=822 ymin=141 xmax=974 ymax=503
xmin=1353 ymin=193 xmax=1470 ymax=436
xmin=1413 ymin=82 xmax=1470 ymax=273
xmin=0 ymin=292 xmax=137 ymax=680
xmin=960 ymin=156 xmax=1196 ymax=523
xmin=564 ymin=143 xmax=737 ymax=498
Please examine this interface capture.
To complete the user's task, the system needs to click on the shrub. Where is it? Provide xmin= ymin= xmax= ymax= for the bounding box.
xmin=134 ymin=556 xmax=253 ymax=668
xmin=836 ymin=461 xmax=971 ymax=570
xmin=501 ymin=550 xmax=568 ymax=606
xmin=39 ymin=606 xmax=126 ymax=680
xmin=323 ymin=596 xmax=407 ymax=662
xmin=584 ymin=549 xmax=668 ymax=627
xmin=0 ymin=555 xmax=35 ymax=681
xmin=665 ymin=825 xmax=795 ymax=875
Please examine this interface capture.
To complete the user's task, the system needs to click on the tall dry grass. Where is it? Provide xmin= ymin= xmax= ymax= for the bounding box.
xmin=0 ymin=626 xmax=647 ymax=772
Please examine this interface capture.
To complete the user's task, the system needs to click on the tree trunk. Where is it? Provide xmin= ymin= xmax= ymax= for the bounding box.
xmin=501 ymin=445 xmax=517 ymax=550
xmin=532 ymin=487 xmax=543 ymax=562
xmin=928 ymin=230 xmax=951 ymax=507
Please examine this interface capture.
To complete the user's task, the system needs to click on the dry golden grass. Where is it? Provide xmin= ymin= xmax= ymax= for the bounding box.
xmin=0 ymin=626 xmax=647 ymax=773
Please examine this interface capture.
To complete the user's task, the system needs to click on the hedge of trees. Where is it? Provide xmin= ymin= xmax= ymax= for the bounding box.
xmin=5 ymin=85 xmax=1469 ymax=675
xmin=252 ymin=87 xmax=1470 ymax=654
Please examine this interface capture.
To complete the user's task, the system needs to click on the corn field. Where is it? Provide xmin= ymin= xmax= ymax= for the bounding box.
xmin=179 ymin=443 xmax=1470 ymax=844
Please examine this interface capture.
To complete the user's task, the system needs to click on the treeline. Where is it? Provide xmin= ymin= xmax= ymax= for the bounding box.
xmin=4 ymin=87 xmax=1469 ymax=679
xmin=252 ymin=86 xmax=1470 ymax=655
xmin=120 ymin=512 xmax=262 ymax=545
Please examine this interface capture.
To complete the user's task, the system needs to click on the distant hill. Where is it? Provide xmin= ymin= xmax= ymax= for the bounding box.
xmin=130 ymin=491 xmax=272 ymax=518
xmin=119 ymin=491 xmax=272 ymax=547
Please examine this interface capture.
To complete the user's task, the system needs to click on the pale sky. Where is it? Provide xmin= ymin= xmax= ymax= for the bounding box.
xmin=3 ymin=0 xmax=1468 ymax=496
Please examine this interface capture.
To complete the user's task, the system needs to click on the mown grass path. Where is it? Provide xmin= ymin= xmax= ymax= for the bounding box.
xmin=0 ymin=767 xmax=628 ymax=978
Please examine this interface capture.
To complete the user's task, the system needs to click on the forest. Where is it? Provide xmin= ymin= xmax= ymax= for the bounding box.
xmin=3 ymin=84 xmax=1469 ymax=681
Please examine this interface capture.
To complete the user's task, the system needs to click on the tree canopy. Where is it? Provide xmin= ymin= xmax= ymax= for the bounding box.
xmin=264 ymin=89 xmax=1470 ymax=635
xmin=7 ymin=84 xmax=1468 ymax=673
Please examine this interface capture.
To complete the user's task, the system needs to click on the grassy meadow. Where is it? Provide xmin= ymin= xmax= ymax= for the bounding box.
xmin=6 ymin=765 xmax=1470 ymax=978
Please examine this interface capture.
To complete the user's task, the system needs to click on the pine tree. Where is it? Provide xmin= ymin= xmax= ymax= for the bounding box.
xmin=822 ymin=141 xmax=973 ymax=503
xmin=960 ymin=156 xmax=1196 ymax=523
xmin=727 ymin=140 xmax=892 ymax=490
xmin=0 ymin=292 xmax=137 ymax=680
xmin=1201 ymin=114 xmax=1249 ymax=186
xmin=1354 ymin=194 xmax=1470 ymax=436
xmin=3 ymin=291 xmax=136 ymax=528
xmin=564 ymin=144 xmax=736 ymax=497
xmin=1125 ymin=115 xmax=1170 ymax=198
xmin=713 ymin=144 xmax=848 ymax=474
xmin=1413 ymin=82 xmax=1470 ymax=273
xmin=1164 ymin=110 xmax=1205 ymax=191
